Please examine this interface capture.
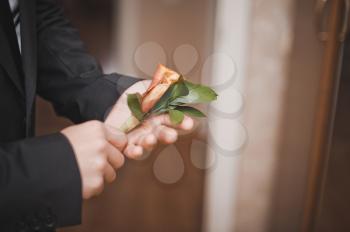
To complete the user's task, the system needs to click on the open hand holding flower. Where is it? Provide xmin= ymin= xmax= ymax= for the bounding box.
xmin=105 ymin=64 xmax=217 ymax=159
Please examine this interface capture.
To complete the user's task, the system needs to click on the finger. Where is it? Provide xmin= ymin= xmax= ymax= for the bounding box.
xmin=104 ymin=125 xmax=128 ymax=150
xmin=154 ymin=125 xmax=178 ymax=144
xmin=104 ymin=164 xmax=117 ymax=183
xmin=137 ymin=134 xmax=157 ymax=151
xmin=105 ymin=143 xmax=125 ymax=169
xmin=128 ymin=122 xmax=154 ymax=142
xmin=92 ymin=177 xmax=104 ymax=197
xmin=177 ymin=115 xmax=194 ymax=130
xmin=127 ymin=126 xmax=150 ymax=144
xmin=149 ymin=114 xmax=194 ymax=130
xmin=124 ymin=143 xmax=143 ymax=159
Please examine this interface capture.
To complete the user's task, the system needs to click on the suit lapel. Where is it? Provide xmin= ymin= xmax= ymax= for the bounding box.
xmin=0 ymin=24 xmax=25 ymax=96
xmin=20 ymin=0 xmax=37 ymax=120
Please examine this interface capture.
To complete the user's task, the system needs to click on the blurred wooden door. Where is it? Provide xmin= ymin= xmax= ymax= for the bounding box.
xmin=314 ymin=33 xmax=350 ymax=232
xmin=302 ymin=0 xmax=350 ymax=231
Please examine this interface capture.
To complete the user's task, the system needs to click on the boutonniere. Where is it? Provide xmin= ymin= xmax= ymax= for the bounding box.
xmin=120 ymin=64 xmax=218 ymax=132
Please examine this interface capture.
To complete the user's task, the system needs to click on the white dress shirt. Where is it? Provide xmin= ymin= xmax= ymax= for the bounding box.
xmin=8 ymin=0 xmax=21 ymax=52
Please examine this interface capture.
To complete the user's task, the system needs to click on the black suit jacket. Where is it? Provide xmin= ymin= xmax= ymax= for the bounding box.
xmin=0 ymin=0 xmax=138 ymax=231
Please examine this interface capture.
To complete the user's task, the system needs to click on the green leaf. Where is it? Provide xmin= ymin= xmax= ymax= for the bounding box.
xmin=149 ymin=85 xmax=175 ymax=113
xmin=150 ymin=84 xmax=175 ymax=112
xmin=184 ymin=80 xmax=197 ymax=89
xmin=169 ymin=109 xmax=184 ymax=125
xmin=171 ymin=81 xmax=218 ymax=105
xmin=150 ymin=76 xmax=189 ymax=113
xmin=169 ymin=76 xmax=189 ymax=101
xmin=127 ymin=93 xmax=144 ymax=121
xmin=175 ymin=106 xmax=206 ymax=117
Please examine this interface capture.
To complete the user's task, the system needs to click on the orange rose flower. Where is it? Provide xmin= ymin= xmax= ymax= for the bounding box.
xmin=141 ymin=64 xmax=180 ymax=112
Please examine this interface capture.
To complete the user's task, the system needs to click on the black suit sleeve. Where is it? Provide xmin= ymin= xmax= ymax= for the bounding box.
xmin=1 ymin=0 xmax=139 ymax=229
xmin=0 ymin=133 xmax=81 ymax=230
xmin=36 ymin=0 xmax=140 ymax=123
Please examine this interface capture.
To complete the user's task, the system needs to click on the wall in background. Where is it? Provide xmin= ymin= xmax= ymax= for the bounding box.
xmin=233 ymin=0 xmax=323 ymax=231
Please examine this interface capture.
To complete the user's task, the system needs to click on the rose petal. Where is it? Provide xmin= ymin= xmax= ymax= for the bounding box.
xmin=141 ymin=64 xmax=181 ymax=113
xmin=142 ymin=83 xmax=171 ymax=112
xmin=145 ymin=64 xmax=168 ymax=94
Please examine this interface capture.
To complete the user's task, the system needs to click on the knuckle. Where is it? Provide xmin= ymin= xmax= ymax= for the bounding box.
xmin=93 ymin=177 xmax=104 ymax=190
xmin=95 ymin=157 xmax=107 ymax=171
xmin=84 ymin=177 xmax=104 ymax=198
xmin=108 ymin=172 xmax=117 ymax=183
xmin=113 ymin=152 xmax=125 ymax=169
xmin=96 ymin=140 xmax=108 ymax=152
xmin=118 ymin=153 xmax=125 ymax=167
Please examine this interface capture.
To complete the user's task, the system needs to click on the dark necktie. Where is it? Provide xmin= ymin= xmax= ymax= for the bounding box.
xmin=0 ymin=0 xmax=23 ymax=72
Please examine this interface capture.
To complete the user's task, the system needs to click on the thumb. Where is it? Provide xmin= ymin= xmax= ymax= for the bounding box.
xmin=104 ymin=125 xmax=128 ymax=151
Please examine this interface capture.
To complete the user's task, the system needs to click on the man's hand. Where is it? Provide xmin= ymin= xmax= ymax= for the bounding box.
xmin=105 ymin=80 xmax=194 ymax=159
xmin=61 ymin=121 xmax=127 ymax=199
xmin=123 ymin=113 xmax=194 ymax=158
